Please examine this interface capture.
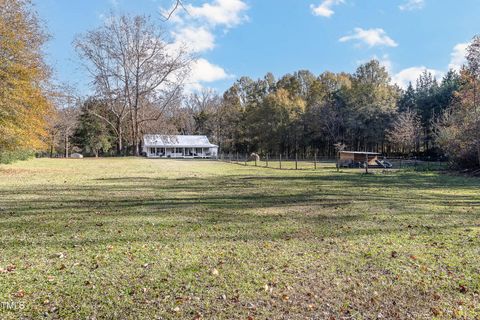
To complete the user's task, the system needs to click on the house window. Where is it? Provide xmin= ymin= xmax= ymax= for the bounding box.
xmin=150 ymin=148 xmax=156 ymax=154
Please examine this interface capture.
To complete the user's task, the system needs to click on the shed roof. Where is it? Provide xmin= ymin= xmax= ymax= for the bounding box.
xmin=143 ymin=135 xmax=218 ymax=148
xmin=340 ymin=151 xmax=381 ymax=155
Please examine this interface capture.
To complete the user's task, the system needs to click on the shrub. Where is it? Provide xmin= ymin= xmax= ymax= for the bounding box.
xmin=0 ymin=150 xmax=35 ymax=164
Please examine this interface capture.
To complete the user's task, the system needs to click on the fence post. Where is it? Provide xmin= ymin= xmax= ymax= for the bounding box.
xmin=295 ymin=153 xmax=298 ymax=170
xmin=245 ymin=153 xmax=247 ymax=166
xmin=266 ymin=153 xmax=269 ymax=168
xmin=314 ymin=151 xmax=317 ymax=170
xmin=279 ymin=154 xmax=282 ymax=170
xmin=255 ymin=155 xmax=257 ymax=167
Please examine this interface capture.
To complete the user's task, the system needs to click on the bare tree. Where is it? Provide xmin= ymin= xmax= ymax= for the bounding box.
xmin=75 ymin=14 xmax=190 ymax=155
xmin=161 ymin=0 xmax=187 ymax=21
xmin=185 ymin=89 xmax=220 ymax=112
xmin=334 ymin=142 xmax=346 ymax=172
xmin=466 ymin=35 xmax=480 ymax=113
xmin=386 ymin=110 xmax=423 ymax=154
xmin=45 ymin=85 xmax=81 ymax=158
xmin=57 ymin=105 xmax=79 ymax=158
xmin=184 ymin=89 xmax=223 ymax=139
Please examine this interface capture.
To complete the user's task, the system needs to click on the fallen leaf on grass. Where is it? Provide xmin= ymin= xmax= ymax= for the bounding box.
xmin=49 ymin=253 xmax=65 ymax=259
xmin=431 ymin=307 xmax=441 ymax=316
xmin=13 ymin=289 xmax=25 ymax=298
xmin=1 ymin=264 xmax=16 ymax=274
xmin=211 ymin=268 xmax=219 ymax=276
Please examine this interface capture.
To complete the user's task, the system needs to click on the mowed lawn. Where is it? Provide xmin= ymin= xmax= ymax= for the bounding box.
xmin=0 ymin=159 xmax=479 ymax=319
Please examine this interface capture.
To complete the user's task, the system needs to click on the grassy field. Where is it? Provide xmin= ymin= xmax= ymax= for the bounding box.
xmin=0 ymin=158 xmax=479 ymax=319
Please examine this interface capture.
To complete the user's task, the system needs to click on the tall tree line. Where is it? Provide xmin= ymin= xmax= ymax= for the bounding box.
xmin=178 ymin=61 xmax=462 ymax=159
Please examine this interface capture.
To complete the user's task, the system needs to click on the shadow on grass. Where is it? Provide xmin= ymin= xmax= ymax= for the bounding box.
xmin=1 ymin=170 xmax=479 ymax=247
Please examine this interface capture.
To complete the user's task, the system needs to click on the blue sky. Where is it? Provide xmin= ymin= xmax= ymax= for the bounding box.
xmin=34 ymin=0 xmax=479 ymax=94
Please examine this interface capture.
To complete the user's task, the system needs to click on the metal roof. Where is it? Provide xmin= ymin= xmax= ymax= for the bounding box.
xmin=143 ymin=135 xmax=218 ymax=148
xmin=340 ymin=151 xmax=381 ymax=155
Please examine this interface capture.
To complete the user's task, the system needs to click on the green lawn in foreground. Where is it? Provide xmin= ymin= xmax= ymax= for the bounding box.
xmin=0 ymin=158 xmax=479 ymax=319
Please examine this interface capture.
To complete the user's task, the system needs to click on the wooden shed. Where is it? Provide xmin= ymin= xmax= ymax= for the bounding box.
xmin=339 ymin=151 xmax=380 ymax=167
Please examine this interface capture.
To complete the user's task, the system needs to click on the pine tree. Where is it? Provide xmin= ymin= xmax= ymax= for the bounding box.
xmin=73 ymin=99 xmax=113 ymax=157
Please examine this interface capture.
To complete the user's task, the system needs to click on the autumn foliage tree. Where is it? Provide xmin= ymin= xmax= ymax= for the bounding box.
xmin=435 ymin=36 xmax=480 ymax=168
xmin=0 ymin=0 xmax=53 ymax=162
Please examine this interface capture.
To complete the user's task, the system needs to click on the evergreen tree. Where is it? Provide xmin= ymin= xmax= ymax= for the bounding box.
xmin=398 ymin=83 xmax=416 ymax=113
xmin=73 ymin=99 xmax=113 ymax=157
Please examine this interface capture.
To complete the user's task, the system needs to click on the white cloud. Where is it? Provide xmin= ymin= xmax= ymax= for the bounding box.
xmin=185 ymin=58 xmax=233 ymax=91
xmin=449 ymin=42 xmax=469 ymax=71
xmin=160 ymin=0 xmax=249 ymax=92
xmin=377 ymin=54 xmax=393 ymax=72
xmin=399 ymin=0 xmax=425 ymax=11
xmin=361 ymin=41 xmax=469 ymax=89
xmin=339 ymin=28 xmax=398 ymax=47
xmin=172 ymin=26 xmax=215 ymax=53
xmin=310 ymin=0 xmax=344 ymax=18
xmin=186 ymin=0 xmax=249 ymax=28
xmin=391 ymin=67 xmax=443 ymax=89
xmin=356 ymin=54 xmax=393 ymax=72
xmin=356 ymin=55 xmax=446 ymax=89
xmin=190 ymin=58 xmax=232 ymax=83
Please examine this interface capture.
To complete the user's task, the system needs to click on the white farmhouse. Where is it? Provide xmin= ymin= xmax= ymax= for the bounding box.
xmin=143 ymin=135 xmax=219 ymax=159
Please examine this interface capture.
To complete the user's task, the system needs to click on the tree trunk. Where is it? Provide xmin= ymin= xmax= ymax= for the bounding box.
xmin=134 ymin=120 xmax=140 ymax=156
xmin=50 ymin=138 xmax=54 ymax=158
xmin=477 ymin=144 xmax=480 ymax=168
xmin=64 ymin=134 xmax=69 ymax=158
xmin=117 ymin=119 xmax=123 ymax=156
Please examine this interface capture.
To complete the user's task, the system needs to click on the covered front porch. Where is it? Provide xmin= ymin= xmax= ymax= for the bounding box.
xmin=147 ymin=147 xmax=214 ymax=158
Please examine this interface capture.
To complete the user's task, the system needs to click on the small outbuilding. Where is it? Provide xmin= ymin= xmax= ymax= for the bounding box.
xmin=143 ymin=135 xmax=218 ymax=159
xmin=70 ymin=153 xmax=84 ymax=159
xmin=339 ymin=151 xmax=380 ymax=167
